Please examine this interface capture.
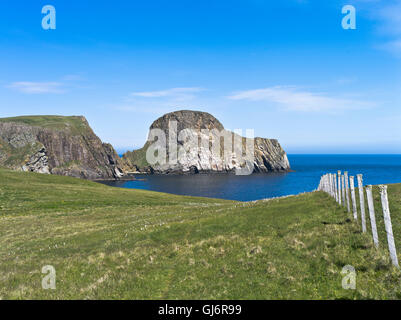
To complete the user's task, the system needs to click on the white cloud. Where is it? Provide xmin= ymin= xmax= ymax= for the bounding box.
xmin=131 ymin=87 xmax=204 ymax=100
xmin=116 ymin=104 xmax=178 ymax=114
xmin=116 ymin=101 xmax=206 ymax=115
xmin=228 ymin=86 xmax=373 ymax=112
xmin=122 ymin=87 xmax=206 ymax=113
xmin=365 ymin=0 xmax=401 ymax=55
xmin=114 ymin=87 xmax=205 ymax=114
xmin=378 ymin=39 xmax=401 ymax=56
xmin=377 ymin=1 xmax=401 ymax=36
xmin=7 ymin=81 xmax=65 ymax=94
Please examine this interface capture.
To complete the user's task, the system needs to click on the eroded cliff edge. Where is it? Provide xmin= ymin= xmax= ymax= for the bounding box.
xmin=122 ymin=110 xmax=290 ymax=174
xmin=0 ymin=116 xmax=124 ymax=179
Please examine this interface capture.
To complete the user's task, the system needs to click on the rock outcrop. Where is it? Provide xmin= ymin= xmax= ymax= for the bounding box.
xmin=22 ymin=147 xmax=50 ymax=174
xmin=0 ymin=116 xmax=125 ymax=180
xmin=122 ymin=110 xmax=290 ymax=174
xmin=0 ymin=112 xmax=290 ymax=178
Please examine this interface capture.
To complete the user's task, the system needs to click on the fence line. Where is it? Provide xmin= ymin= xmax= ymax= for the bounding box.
xmin=337 ymin=171 xmax=342 ymax=206
xmin=317 ymin=172 xmax=399 ymax=268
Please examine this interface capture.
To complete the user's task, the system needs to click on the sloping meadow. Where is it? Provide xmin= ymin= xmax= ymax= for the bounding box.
xmin=1 ymin=168 xmax=401 ymax=299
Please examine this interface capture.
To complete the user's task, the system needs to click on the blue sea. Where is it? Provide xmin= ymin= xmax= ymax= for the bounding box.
xmin=102 ymin=155 xmax=401 ymax=201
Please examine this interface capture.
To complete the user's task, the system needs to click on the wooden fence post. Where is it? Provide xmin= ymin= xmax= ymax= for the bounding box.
xmin=328 ymin=174 xmax=331 ymax=196
xmin=344 ymin=171 xmax=350 ymax=213
xmin=333 ymin=173 xmax=338 ymax=203
xmin=380 ymin=185 xmax=399 ymax=268
xmin=326 ymin=174 xmax=330 ymax=196
xmin=321 ymin=175 xmax=325 ymax=192
xmin=337 ymin=171 xmax=342 ymax=206
xmin=349 ymin=176 xmax=358 ymax=220
xmin=341 ymin=174 xmax=346 ymax=207
xmin=357 ymin=174 xmax=367 ymax=233
xmin=366 ymin=185 xmax=379 ymax=248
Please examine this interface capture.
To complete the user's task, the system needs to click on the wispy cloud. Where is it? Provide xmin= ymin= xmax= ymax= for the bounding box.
xmin=116 ymin=104 xmax=200 ymax=115
xmin=377 ymin=1 xmax=401 ymax=36
xmin=120 ymin=87 xmax=206 ymax=114
xmin=6 ymin=74 xmax=89 ymax=94
xmin=366 ymin=0 xmax=401 ymax=56
xmin=7 ymin=81 xmax=65 ymax=94
xmin=228 ymin=86 xmax=373 ymax=112
xmin=131 ymin=87 xmax=204 ymax=100
xmin=378 ymin=39 xmax=401 ymax=56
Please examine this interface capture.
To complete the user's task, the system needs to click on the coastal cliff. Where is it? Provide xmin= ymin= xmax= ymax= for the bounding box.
xmin=0 ymin=112 xmax=290 ymax=179
xmin=0 ymin=116 xmax=124 ymax=180
xmin=122 ymin=110 xmax=290 ymax=174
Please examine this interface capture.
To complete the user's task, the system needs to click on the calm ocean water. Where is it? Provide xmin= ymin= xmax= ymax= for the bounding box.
xmin=101 ymin=155 xmax=401 ymax=201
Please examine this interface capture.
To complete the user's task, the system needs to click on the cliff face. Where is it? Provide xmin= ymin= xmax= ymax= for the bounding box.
xmin=0 ymin=112 xmax=290 ymax=178
xmin=0 ymin=116 xmax=124 ymax=180
xmin=122 ymin=110 xmax=290 ymax=174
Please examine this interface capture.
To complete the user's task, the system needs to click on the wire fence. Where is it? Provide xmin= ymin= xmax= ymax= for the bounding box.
xmin=317 ymin=171 xmax=399 ymax=268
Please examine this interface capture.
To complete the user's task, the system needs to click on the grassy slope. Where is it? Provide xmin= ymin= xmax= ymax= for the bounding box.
xmin=122 ymin=141 xmax=151 ymax=169
xmin=1 ymin=168 xmax=401 ymax=299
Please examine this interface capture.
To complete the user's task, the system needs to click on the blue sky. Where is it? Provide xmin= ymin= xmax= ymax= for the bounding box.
xmin=0 ymin=0 xmax=400 ymax=153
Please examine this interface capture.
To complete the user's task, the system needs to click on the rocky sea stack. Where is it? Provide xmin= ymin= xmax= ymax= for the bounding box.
xmin=0 ymin=116 xmax=124 ymax=179
xmin=0 ymin=111 xmax=290 ymax=179
xmin=122 ymin=110 xmax=290 ymax=174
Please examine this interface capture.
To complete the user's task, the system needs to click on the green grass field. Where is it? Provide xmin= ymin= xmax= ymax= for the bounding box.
xmin=0 ymin=115 xmax=90 ymax=135
xmin=1 ymin=168 xmax=401 ymax=299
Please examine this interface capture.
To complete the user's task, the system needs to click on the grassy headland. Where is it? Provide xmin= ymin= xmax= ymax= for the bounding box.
xmin=1 ymin=168 xmax=401 ymax=299
xmin=0 ymin=115 xmax=90 ymax=135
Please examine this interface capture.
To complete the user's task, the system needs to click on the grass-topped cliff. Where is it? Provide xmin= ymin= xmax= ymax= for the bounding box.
xmin=1 ymin=168 xmax=401 ymax=299
xmin=0 ymin=115 xmax=124 ymax=179
xmin=0 ymin=115 xmax=90 ymax=135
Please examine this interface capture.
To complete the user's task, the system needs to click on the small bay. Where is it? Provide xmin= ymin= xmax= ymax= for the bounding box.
xmin=100 ymin=155 xmax=401 ymax=201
